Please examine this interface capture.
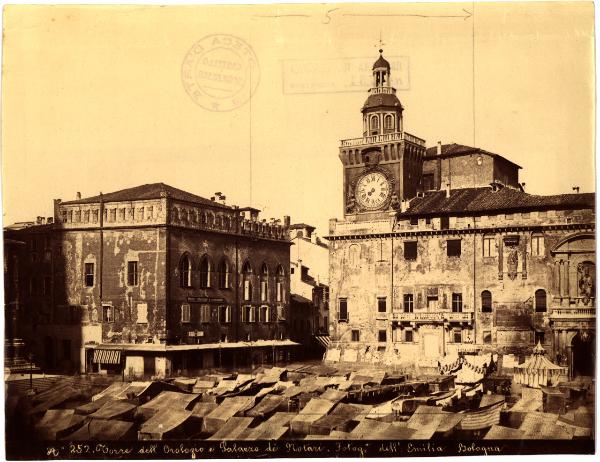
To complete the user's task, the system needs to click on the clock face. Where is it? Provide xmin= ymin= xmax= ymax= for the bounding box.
xmin=355 ymin=172 xmax=391 ymax=210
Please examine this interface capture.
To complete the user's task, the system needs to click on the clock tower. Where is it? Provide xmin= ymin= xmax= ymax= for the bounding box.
xmin=339 ymin=50 xmax=426 ymax=220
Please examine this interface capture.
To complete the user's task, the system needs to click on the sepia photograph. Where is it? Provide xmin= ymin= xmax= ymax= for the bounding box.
xmin=1 ymin=1 xmax=596 ymax=458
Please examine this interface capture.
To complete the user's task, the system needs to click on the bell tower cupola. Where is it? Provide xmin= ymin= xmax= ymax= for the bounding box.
xmin=361 ymin=50 xmax=404 ymax=137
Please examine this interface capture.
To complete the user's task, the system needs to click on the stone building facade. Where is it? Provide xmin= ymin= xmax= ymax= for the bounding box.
xmin=288 ymin=223 xmax=330 ymax=356
xmin=327 ymin=52 xmax=595 ymax=377
xmin=5 ymin=183 xmax=295 ymax=377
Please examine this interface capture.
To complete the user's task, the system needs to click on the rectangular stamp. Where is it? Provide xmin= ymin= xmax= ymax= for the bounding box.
xmin=282 ymin=56 xmax=410 ymax=95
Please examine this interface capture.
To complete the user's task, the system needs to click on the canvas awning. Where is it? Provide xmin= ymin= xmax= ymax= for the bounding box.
xmin=139 ymin=409 xmax=193 ymax=440
xmin=92 ymin=349 xmax=122 ymax=365
xmin=514 ymin=342 xmax=568 ymax=388
xmin=64 ymin=419 xmax=135 ymax=441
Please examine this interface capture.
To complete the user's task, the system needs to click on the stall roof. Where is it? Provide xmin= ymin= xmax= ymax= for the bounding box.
xmin=191 ymin=402 xmax=219 ymax=418
xmin=519 ymin=412 xmax=572 ymax=439
xmin=246 ymin=395 xmax=285 ymax=418
xmin=35 ymin=409 xmax=86 ymax=440
xmin=204 ymin=396 xmax=255 ymax=434
xmin=290 ymin=398 xmax=336 ymax=435
xmin=140 ymin=391 xmax=200 ymax=413
xmin=239 ymin=424 xmax=288 ymax=441
xmin=92 ymin=382 xmax=130 ymax=402
xmin=265 ymin=412 xmax=296 ymax=427
xmin=29 ymin=386 xmax=81 ymax=415
xmin=320 ymin=388 xmax=347 ymax=405
xmin=484 ymin=425 xmax=526 ymax=440
xmin=64 ymin=419 xmax=135 ymax=441
xmin=310 ymin=403 xmax=362 ymax=435
xmin=89 ymin=400 xmax=137 ymax=420
xmin=75 ymin=395 xmax=112 ymax=415
xmin=139 ymin=409 xmax=193 ymax=438
xmin=207 ymin=417 xmax=254 ymax=440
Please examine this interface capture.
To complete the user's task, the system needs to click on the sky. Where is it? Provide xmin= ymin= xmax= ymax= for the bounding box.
xmin=1 ymin=2 xmax=595 ymax=236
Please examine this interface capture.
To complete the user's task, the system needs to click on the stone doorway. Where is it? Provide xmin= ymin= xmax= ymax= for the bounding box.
xmin=572 ymin=331 xmax=595 ymax=377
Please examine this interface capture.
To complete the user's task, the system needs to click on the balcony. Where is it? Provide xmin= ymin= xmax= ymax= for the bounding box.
xmin=549 ymin=307 xmax=596 ymax=320
xmin=390 ymin=311 xmax=474 ymax=323
xmin=552 ymin=296 xmax=595 ymax=308
xmin=369 ymin=87 xmax=396 ymax=95
xmin=340 ymin=131 xmax=426 ymax=148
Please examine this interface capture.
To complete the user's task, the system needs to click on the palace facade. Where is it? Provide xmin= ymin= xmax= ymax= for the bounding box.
xmin=327 ymin=51 xmax=595 ymax=378
xmin=5 ymin=183 xmax=295 ymax=377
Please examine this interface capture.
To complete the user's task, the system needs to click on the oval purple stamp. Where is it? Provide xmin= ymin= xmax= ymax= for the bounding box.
xmin=181 ymin=34 xmax=260 ymax=112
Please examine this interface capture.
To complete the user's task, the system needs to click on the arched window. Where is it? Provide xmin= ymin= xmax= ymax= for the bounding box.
xmin=218 ymin=258 xmax=230 ymax=289
xmin=200 ymin=212 xmax=207 ymax=226
xmin=260 ymin=263 xmax=269 ymax=302
xmin=276 ymin=265 xmax=285 ymax=302
xmin=207 ymin=213 xmax=214 ymax=227
xmin=481 ymin=290 xmax=492 ymax=312
xmin=199 ymin=256 xmax=211 ymax=288
xmin=535 ymin=289 xmax=547 ymax=312
xmin=243 ymin=261 xmax=253 ymax=301
xmin=180 ymin=255 xmax=192 ymax=288
xmin=215 ymin=215 xmax=222 ymax=228
xmin=371 ymin=115 xmax=379 ymax=130
xmin=384 ymin=114 xmax=393 ymax=130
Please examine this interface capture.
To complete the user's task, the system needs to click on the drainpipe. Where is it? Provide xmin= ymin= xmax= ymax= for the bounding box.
xmin=234 ymin=206 xmax=240 ymax=343
xmin=473 ymin=216 xmax=477 ymax=347
xmin=99 ymin=194 xmax=104 ymax=301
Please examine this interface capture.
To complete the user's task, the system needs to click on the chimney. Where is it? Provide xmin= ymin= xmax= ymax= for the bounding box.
xmin=437 ymin=141 xmax=442 ymax=155
xmin=283 ymin=215 xmax=291 ymax=228
xmin=47 ymin=217 xmax=54 ymax=224
xmin=445 ymin=182 xmax=451 ymax=198
xmin=36 ymin=216 xmax=43 ymax=225
xmin=401 ymin=199 xmax=409 ymax=213
xmin=572 ymin=186 xmax=580 ymax=194
xmin=76 ymin=192 xmax=81 ymax=200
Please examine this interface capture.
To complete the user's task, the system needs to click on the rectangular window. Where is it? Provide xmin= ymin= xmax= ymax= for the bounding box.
xmin=74 ymin=210 xmax=81 ymax=222
xmin=351 ymin=330 xmax=360 ymax=342
xmin=440 ymin=216 xmax=450 ymax=230
xmin=409 ymin=217 xmax=418 ymax=226
xmin=260 ymin=281 xmax=268 ymax=302
xmin=276 ymin=281 xmax=283 ymax=302
xmin=531 ymin=235 xmax=545 ymax=257
xmin=84 ymin=210 xmax=90 ymax=222
xmin=404 ymin=241 xmax=417 ymax=261
xmin=339 ymin=298 xmax=348 ymax=321
xmin=84 ymin=263 xmax=94 ymax=287
xmin=103 ymin=305 xmax=113 ymax=323
xmin=245 ymin=305 xmax=254 ymax=322
xmin=405 ymin=330 xmax=413 ymax=343
xmin=200 ymin=304 xmax=211 ymax=323
xmin=535 ymin=331 xmax=545 ymax=345
xmin=403 ymin=294 xmax=414 ymax=313
xmin=452 ymin=329 xmax=462 ymax=344
xmin=378 ymin=330 xmax=387 ymax=342
xmin=447 ymin=239 xmax=461 ymax=257
xmin=423 ymin=174 xmax=434 ymax=191
xmin=127 ymin=261 xmax=138 ymax=286
xmin=377 ymin=297 xmax=387 ymax=313
xmin=425 ymin=217 xmax=431 ymax=225
xmin=147 ymin=206 xmax=154 ymax=219
xmin=483 ymin=331 xmax=492 ymax=344
xmin=452 ymin=293 xmax=463 ymax=313
xmin=110 ymin=209 xmax=116 ymax=222
xmin=483 ymin=236 xmax=496 ymax=257
xmin=219 ymin=305 xmax=231 ymax=323
xmin=119 ymin=208 xmax=126 ymax=221
xmin=260 ymin=305 xmax=269 ymax=323
xmin=136 ymin=303 xmax=148 ymax=324
xmin=181 ymin=304 xmax=191 ymax=323
xmin=92 ymin=210 xmax=99 ymax=223
xmin=244 ymin=280 xmax=252 ymax=301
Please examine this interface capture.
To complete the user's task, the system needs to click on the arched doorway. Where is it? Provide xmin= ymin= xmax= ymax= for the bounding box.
xmin=571 ymin=331 xmax=595 ymax=377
